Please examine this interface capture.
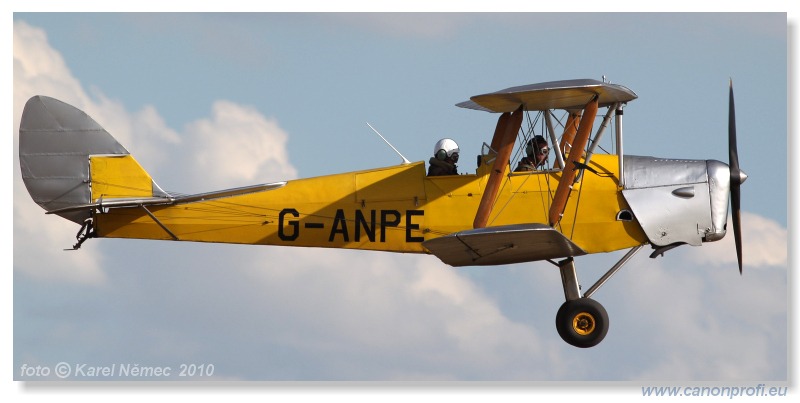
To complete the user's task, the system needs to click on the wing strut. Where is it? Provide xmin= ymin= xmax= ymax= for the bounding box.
xmin=549 ymin=96 xmax=598 ymax=227
xmin=473 ymin=105 xmax=523 ymax=229
xmin=558 ymin=112 xmax=581 ymax=158
xmin=489 ymin=112 xmax=510 ymax=153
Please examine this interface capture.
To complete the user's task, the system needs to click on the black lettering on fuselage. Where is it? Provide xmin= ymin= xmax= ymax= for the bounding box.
xmin=329 ymin=209 xmax=349 ymax=242
xmin=380 ymin=210 xmax=401 ymax=242
xmin=278 ymin=208 xmax=300 ymax=241
xmin=406 ymin=210 xmax=424 ymax=242
xmin=279 ymin=208 xmax=424 ymax=244
xmin=355 ymin=210 xmax=376 ymax=242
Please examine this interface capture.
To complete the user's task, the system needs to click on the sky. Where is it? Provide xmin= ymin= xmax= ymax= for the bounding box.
xmin=5 ymin=4 xmax=794 ymax=402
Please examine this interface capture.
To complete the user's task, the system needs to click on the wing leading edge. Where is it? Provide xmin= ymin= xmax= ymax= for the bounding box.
xmin=423 ymin=224 xmax=587 ymax=267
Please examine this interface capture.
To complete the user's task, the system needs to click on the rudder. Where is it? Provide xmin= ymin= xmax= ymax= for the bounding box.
xmin=19 ymin=95 xmax=166 ymax=224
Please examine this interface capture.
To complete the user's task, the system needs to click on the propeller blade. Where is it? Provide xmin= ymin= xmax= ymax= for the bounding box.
xmin=731 ymin=182 xmax=743 ymax=274
xmin=729 ymin=79 xmax=739 ymax=175
xmin=728 ymin=79 xmax=744 ymax=274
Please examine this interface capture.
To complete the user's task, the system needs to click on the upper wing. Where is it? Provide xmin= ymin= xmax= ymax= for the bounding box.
xmin=422 ymin=224 xmax=586 ymax=267
xmin=456 ymin=78 xmax=637 ymax=113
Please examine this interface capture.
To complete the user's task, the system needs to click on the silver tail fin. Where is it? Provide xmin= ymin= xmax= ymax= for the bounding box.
xmin=19 ymin=96 xmax=166 ymax=224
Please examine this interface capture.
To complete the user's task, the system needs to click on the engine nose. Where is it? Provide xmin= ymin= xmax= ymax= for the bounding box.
xmin=735 ymin=169 xmax=749 ymax=185
xmin=704 ymin=160 xmax=733 ymax=243
xmin=704 ymin=160 xmax=748 ymax=243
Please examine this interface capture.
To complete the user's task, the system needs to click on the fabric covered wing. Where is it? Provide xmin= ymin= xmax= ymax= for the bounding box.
xmin=423 ymin=224 xmax=586 ymax=267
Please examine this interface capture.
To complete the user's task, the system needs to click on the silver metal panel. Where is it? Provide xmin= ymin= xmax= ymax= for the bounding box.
xmin=456 ymin=79 xmax=638 ymax=113
xmin=622 ymin=183 xmax=713 ymax=247
xmin=422 ymin=224 xmax=586 ymax=267
xmin=19 ymin=96 xmax=129 ymax=223
xmin=623 ymin=156 xmax=709 ymax=190
xmin=621 ymin=156 xmax=734 ymax=246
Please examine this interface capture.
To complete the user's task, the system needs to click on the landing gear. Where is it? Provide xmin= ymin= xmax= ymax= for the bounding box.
xmin=555 ymin=298 xmax=608 ymax=348
xmin=65 ymin=218 xmax=95 ymax=250
xmin=553 ymin=245 xmax=644 ymax=347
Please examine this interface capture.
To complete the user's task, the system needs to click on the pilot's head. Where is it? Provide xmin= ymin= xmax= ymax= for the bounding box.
xmin=433 ymin=138 xmax=460 ymax=164
xmin=525 ymin=135 xmax=549 ymax=167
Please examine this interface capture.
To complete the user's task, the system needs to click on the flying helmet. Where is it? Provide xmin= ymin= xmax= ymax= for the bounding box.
xmin=525 ymin=135 xmax=549 ymax=158
xmin=433 ymin=138 xmax=460 ymax=162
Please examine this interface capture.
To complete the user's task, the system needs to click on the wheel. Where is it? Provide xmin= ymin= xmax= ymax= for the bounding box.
xmin=555 ymin=298 xmax=609 ymax=348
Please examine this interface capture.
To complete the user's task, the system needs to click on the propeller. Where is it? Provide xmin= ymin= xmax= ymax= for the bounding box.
xmin=728 ymin=79 xmax=748 ymax=274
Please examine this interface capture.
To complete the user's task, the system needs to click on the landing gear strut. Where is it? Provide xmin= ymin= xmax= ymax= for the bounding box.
xmin=553 ymin=245 xmax=643 ymax=348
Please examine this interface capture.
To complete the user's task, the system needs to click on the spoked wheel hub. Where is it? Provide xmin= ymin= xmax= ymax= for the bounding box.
xmin=573 ymin=312 xmax=596 ymax=335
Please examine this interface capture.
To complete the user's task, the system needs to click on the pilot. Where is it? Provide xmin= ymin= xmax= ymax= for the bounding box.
xmin=427 ymin=138 xmax=460 ymax=176
xmin=515 ymin=135 xmax=549 ymax=172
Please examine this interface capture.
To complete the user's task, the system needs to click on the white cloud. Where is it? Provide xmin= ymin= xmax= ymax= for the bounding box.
xmin=13 ymin=21 xmax=133 ymax=151
xmin=681 ymin=211 xmax=787 ymax=269
xmin=608 ymin=236 xmax=787 ymax=381
xmin=185 ymin=100 xmax=298 ymax=188
xmin=205 ymin=247 xmax=557 ymax=380
xmin=128 ymin=104 xmax=183 ymax=172
xmin=13 ymin=193 xmax=108 ymax=286
xmin=12 ymin=21 xmax=82 ymax=112
xmin=13 ymin=20 xmax=106 ymax=284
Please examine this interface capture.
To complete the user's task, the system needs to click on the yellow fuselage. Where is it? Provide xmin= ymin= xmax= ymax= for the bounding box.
xmin=94 ymin=154 xmax=647 ymax=256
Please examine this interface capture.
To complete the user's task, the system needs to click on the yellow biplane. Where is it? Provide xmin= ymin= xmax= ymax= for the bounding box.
xmin=19 ymin=79 xmax=747 ymax=347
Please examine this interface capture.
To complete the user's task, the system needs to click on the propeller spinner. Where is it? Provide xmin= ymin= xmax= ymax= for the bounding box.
xmin=728 ymin=79 xmax=748 ymax=274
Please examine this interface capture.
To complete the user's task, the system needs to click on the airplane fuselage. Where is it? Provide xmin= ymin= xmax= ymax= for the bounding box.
xmin=93 ymin=153 xmax=649 ymax=256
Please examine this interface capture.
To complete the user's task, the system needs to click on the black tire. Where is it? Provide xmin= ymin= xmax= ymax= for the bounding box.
xmin=555 ymin=298 xmax=609 ymax=348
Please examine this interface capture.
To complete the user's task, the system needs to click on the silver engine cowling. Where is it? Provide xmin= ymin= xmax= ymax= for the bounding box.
xmin=620 ymin=156 xmax=733 ymax=247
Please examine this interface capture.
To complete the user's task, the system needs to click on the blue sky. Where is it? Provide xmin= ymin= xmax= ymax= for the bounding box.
xmin=6 ymin=6 xmax=793 ymax=400
xmin=13 ymin=12 xmax=787 ymax=221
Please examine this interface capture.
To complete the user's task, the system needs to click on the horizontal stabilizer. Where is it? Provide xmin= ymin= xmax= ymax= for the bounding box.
xmin=171 ymin=182 xmax=287 ymax=204
xmin=46 ymin=182 xmax=287 ymax=215
xmin=423 ymin=224 xmax=586 ymax=267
